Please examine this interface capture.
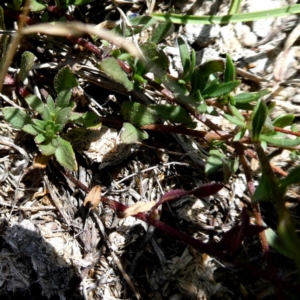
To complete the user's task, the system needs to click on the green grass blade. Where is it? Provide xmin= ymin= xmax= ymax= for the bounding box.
xmin=228 ymin=0 xmax=243 ymax=15
xmin=152 ymin=4 xmax=300 ymax=25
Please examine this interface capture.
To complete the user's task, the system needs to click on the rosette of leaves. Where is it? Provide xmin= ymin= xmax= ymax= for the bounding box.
xmin=2 ymin=89 xmax=78 ymax=171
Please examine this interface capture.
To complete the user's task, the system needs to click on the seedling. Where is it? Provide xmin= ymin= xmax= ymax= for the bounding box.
xmin=3 ymin=89 xmax=78 ymax=171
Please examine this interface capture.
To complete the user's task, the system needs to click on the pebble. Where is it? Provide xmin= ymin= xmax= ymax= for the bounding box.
xmin=240 ymin=31 xmax=258 ymax=47
xmin=291 ymin=94 xmax=300 ymax=104
xmin=285 ymin=86 xmax=297 ymax=99
xmin=196 ymin=48 xmax=219 ymax=65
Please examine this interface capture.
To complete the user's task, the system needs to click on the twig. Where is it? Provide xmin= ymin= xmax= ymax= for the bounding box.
xmin=0 ymin=0 xmax=31 ymax=92
xmin=91 ymin=211 xmax=143 ymax=300
xmin=44 ymin=175 xmax=71 ymax=227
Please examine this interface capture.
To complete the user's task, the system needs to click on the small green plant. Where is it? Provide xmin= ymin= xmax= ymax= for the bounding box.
xmin=2 ymin=65 xmax=101 ymax=171
xmin=3 ymin=88 xmax=78 ymax=171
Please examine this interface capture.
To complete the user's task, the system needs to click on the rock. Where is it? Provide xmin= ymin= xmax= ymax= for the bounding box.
xmin=184 ymin=24 xmax=221 ymax=46
xmin=196 ymin=47 xmax=220 ymax=65
xmin=291 ymin=94 xmax=300 ymax=104
xmin=241 ymin=31 xmax=258 ymax=47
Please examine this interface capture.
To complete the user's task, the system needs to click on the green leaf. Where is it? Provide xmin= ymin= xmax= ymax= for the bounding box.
xmin=151 ymin=4 xmax=300 ymax=24
xmin=277 ymin=213 xmax=300 ymax=271
xmin=223 ymin=114 xmax=245 ymax=127
xmin=30 ymin=0 xmax=47 ymax=11
xmin=222 ymin=157 xmax=238 ymax=184
xmin=273 ymin=114 xmax=295 ymax=128
xmin=25 ymin=95 xmax=44 ymax=114
xmin=228 ymin=103 xmax=244 ymax=122
xmin=235 ymin=103 xmax=254 ymax=110
xmin=121 ymin=122 xmax=149 ymax=144
xmin=252 ymin=172 xmax=272 ymax=203
xmin=55 ymin=137 xmax=78 ymax=171
xmin=228 ymin=0 xmax=243 ymax=14
xmin=279 ymin=166 xmax=300 ymax=189
xmin=140 ymin=42 xmax=169 ymax=72
xmin=149 ymin=104 xmax=194 ymax=126
xmin=69 ymin=112 xmax=102 ymax=128
xmin=205 ymin=149 xmax=226 ymax=175
xmin=224 ymin=54 xmax=236 ymax=83
xmin=98 ymin=58 xmax=133 ymax=92
xmin=2 ymin=107 xmax=31 ymax=129
xmin=32 ymin=119 xmax=47 ymax=130
xmin=233 ymin=90 xmax=270 ymax=103
xmin=291 ymin=124 xmax=298 ymax=132
xmin=117 ymin=53 xmax=132 ymax=61
xmin=42 ymin=106 xmax=52 ymax=122
xmin=38 ymin=141 xmax=57 ymax=156
xmin=55 ymin=107 xmax=72 ymax=125
xmin=265 ymin=227 xmax=293 ymax=259
xmin=6 ymin=0 xmax=22 ymax=10
xmin=202 ymin=80 xmax=240 ymax=99
xmin=56 ymin=0 xmax=92 ymax=6
xmin=198 ymin=60 xmax=224 ymax=78
xmin=112 ymin=16 xmax=157 ymax=37
xmin=46 ymin=95 xmax=56 ymax=114
xmin=19 ymin=51 xmax=36 ymax=81
xmin=260 ymin=134 xmax=300 ymax=147
xmin=54 ymin=66 xmax=78 ymax=93
xmin=121 ymin=101 xmax=158 ymax=126
xmin=190 ymin=69 xmax=200 ymax=96
xmin=23 ymin=123 xmax=44 ymax=135
xmin=54 ymin=124 xmax=64 ymax=133
xmin=261 ymin=116 xmax=274 ymax=133
xmin=178 ymin=37 xmax=190 ymax=79
xmin=55 ymin=89 xmax=72 ymax=109
xmin=251 ymin=99 xmax=268 ymax=141
xmin=151 ymin=21 xmax=172 ymax=44
xmin=233 ymin=128 xmax=246 ymax=141
xmin=34 ymin=133 xmax=46 ymax=144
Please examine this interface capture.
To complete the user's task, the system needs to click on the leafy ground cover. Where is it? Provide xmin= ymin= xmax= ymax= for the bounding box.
xmin=1 ymin=0 xmax=300 ymax=299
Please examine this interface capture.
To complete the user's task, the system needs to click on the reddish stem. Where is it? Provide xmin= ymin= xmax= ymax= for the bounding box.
xmin=67 ymin=36 xmax=103 ymax=58
xmin=274 ymin=126 xmax=300 ymax=137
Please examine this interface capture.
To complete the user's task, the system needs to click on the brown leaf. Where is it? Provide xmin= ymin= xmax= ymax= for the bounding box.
xmin=33 ymin=154 xmax=50 ymax=169
xmin=84 ymin=185 xmax=101 ymax=209
xmin=120 ymin=201 xmax=156 ymax=218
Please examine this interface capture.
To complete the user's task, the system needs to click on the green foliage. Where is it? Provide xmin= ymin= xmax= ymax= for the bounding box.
xmin=5 ymin=0 xmax=22 ymax=10
xmin=121 ymin=101 xmax=195 ymax=127
xmin=233 ymin=90 xmax=270 ymax=103
xmin=121 ymin=123 xmax=149 ymax=144
xmin=205 ymin=149 xmax=226 ymax=175
xmin=151 ymin=21 xmax=172 ymax=44
xmin=251 ymin=99 xmax=268 ymax=141
xmin=30 ymin=0 xmax=48 ymax=12
xmin=3 ymin=87 xmax=78 ymax=171
xmin=54 ymin=66 xmax=79 ymax=93
xmin=1 ymin=65 xmax=99 ymax=171
xmin=272 ymin=114 xmax=295 ymax=128
xmin=98 ymin=57 xmax=133 ymax=91
xmin=139 ymin=42 xmax=169 ymax=73
xmin=19 ymin=51 xmax=36 ymax=81
xmin=202 ymin=80 xmax=240 ymax=99
xmin=69 ymin=112 xmax=101 ymax=128
xmin=224 ymin=54 xmax=236 ymax=82
xmin=112 ymin=16 xmax=157 ymax=37
xmin=121 ymin=102 xmax=159 ymax=126
xmin=2 ymin=107 xmax=31 ymax=129
xmin=152 ymin=4 xmax=300 ymax=24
